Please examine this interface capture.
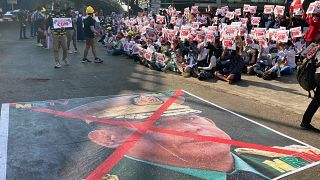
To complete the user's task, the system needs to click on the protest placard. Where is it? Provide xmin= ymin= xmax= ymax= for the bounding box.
xmin=274 ymin=5 xmax=285 ymax=16
xmin=276 ymin=30 xmax=289 ymax=43
xmin=235 ymin=8 xmax=242 ymax=16
xmin=53 ymin=18 xmax=73 ymax=29
xmin=290 ymin=27 xmax=302 ymax=38
xmin=251 ymin=17 xmax=261 ymax=26
xmin=155 ymin=52 xmax=165 ymax=63
xmin=226 ymin=11 xmax=235 ymax=20
xmin=245 ymin=34 xmax=254 ymax=46
xmin=184 ymin=7 xmax=190 ymax=15
xmin=216 ymin=9 xmax=223 ymax=16
xmin=258 ymin=38 xmax=268 ymax=49
xmin=191 ymin=6 xmax=199 ymax=14
xmin=249 ymin=6 xmax=257 ymax=14
xmin=138 ymin=47 xmax=145 ymax=58
xmin=240 ymin=18 xmax=248 ymax=26
xmin=223 ymin=36 xmax=236 ymax=50
xmin=213 ymin=17 xmax=218 ymax=24
xmin=206 ymin=31 xmax=215 ymax=43
xmin=243 ymin=4 xmax=250 ymax=12
xmin=156 ymin=15 xmax=165 ymax=24
xmin=254 ymin=28 xmax=267 ymax=39
xmin=301 ymin=43 xmax=319 ymax=59
xmin=192 ymin=22 xmax=201 ymax=29
xmin=239 ymin=27 xmax=247 ymax=36
xmin=223 ymin=25 xmax=239 ymax=38
xmin=144 ymin=50 xmax=153 ymax=61
xmin=196 ymin=31 xmax=206 ymax=42
xmin=264 ymin=5 xmax=274 ymax=14
xmin=267 ymin=28 xmax=279 ymax=40
xmin=306 ymin=2 xmax=320 ymax=14
xmin=171 ymin=17 xmax=177 ymax=24
xmin=222 ymin=6 xmax=229 ymax=13
xmin=231 ymin=22 xmax=242 ymax=27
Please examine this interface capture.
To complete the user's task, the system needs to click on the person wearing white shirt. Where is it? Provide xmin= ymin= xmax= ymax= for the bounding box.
xmin=280 ymin=41 xmax=296 ymax=75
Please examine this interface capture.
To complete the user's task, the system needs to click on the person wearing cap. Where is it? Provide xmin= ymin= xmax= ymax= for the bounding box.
xmin=82 ymin=6 xmax=103 ymax=63
xmin=46 ymin=3 xmax=69 ymax=68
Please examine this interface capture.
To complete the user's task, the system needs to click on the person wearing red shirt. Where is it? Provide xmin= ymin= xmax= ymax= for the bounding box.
xmin=304 ymin=13 xmax=320 ymax=45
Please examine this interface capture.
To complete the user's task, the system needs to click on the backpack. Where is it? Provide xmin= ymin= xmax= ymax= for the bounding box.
xmin=296 ymin=58 xmax=317 ymax=98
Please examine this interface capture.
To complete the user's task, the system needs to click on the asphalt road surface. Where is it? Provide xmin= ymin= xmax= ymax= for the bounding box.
xmin=0 ymin=22 xmax=319 ymax=179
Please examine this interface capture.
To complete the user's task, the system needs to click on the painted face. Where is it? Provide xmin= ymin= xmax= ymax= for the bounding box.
xmin=88 ymin=114 xmax=234 ymax=172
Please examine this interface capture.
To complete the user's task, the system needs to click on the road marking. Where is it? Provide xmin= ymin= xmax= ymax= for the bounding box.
xmin=0 ymin=104 xmax=9 ymax=180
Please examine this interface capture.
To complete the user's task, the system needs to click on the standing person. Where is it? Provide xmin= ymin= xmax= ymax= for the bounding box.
xmin=76 ymin=11 xmax=85 ymax=41
xmin=34 ymin=7 xmax=45 ymax=46
xmin=82 ymin=6 xmax=103 ymax=63
xmin=46 ymin=3 xmax=69 ymax=68
xmin=304 ymin=13 xmax=320 ymax=45
xmin=66 ymin=7 xmax=78 ymax=54
xmin=18 ymin=10 xmax=28 ymax=39
xmin=300 ymin=54 xmax=320 ymax=131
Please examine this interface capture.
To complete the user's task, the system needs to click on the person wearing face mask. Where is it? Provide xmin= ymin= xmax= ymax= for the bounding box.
xmin=304 ymin=13 xmax=320 ymax=45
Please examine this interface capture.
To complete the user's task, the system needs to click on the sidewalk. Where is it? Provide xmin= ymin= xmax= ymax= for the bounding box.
xmin=164 ymin=71 xmax=320 ymax=119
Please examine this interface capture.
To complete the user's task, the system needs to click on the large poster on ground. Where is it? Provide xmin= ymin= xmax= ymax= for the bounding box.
xmin=1 ymin=90 xmax=320 ymax=179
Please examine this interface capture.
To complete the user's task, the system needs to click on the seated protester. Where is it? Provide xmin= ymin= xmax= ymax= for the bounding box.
xmin=131 ymin=36 xmax=141 ymax=63
xmin=294 ymin=37 xmax=306 ymax=65
xmin=280 ymin=41 xmax=296 ymax=75
xmin=245 ymin=47 xmax=259 ymax=75
xmin=174 ymin=49 xmax=186 ymax=73
xmin=182 ymin=44 xmax=198 ymax=77
xmin=215 ymin=47 xmax=244 ymax=84
xmin=104 ymin=31 xmax=115 ymax=51
xmin=197 ymin=51 xmax=217 ymax=81
xmin=161 ymin=51 xmax=177 ymax=73
xmin=108 ymin=33 xmax=126 ymax=56
xmin=124 ymin=34 xmax=134 ymax=56
xmin=196 ymin=43 xmax=209 ymax=67
xmin=255 ymin=43 xmax=284 ymax=79
xmin=145 ymin=39 xmax=158 ymax=69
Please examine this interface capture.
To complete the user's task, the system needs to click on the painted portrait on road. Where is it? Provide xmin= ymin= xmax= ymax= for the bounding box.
xmin=1 ymin=90 xmax=320 ymax=180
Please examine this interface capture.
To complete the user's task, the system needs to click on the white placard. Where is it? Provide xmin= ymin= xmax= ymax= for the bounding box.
xmin=52 ymin=18 xmax=73 ymax=29
xmin=290 ymin=27 xmax=302 ymax=38
xmin=264 ymin=5 xmax=274 ymax=14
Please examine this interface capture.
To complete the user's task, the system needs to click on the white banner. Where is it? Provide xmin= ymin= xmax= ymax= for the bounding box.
xmin=53 ymin=18 xmax=73 ymax=29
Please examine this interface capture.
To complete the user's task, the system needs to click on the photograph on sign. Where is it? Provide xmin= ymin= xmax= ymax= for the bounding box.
xmin=290 ymin=27 xmax=302 ymax=38
xmin=53 ymin=18 xmax=73 ymax=29
xmin=274 ymin=6 xmax=285 ymax=16
xmin=276 ymin=30 xmax=289 ymax=43
xmin=243 ymin=4 xmax=250 ymax=12
xmin=264 ymin=5 xmax=274 ymax=14
xmin=251 ymin=17 xmax=261 ymax=26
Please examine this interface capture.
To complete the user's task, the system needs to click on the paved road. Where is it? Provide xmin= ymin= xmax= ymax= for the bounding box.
xmin=0 ymin=22 xmax=319 ymax=179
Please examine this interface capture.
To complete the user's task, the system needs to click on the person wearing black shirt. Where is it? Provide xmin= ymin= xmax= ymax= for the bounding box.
xmin=46 ymin=3 xmax=69 ymax=68
xmin=18 ymin=10 xmax=28 ymax=39
xmin=82 ymin=6 xmax=103 ymax=63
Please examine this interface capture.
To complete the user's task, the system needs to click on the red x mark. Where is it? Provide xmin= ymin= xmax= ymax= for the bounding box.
xmin=12 ymin=90 xmax=320 ymax=179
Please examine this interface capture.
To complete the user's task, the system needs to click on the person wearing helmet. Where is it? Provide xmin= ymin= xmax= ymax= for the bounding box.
xmin=46 ymin=3 xmax=69 ymax=68
xmin=82 ymin=6 xmax=103 ymax=63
